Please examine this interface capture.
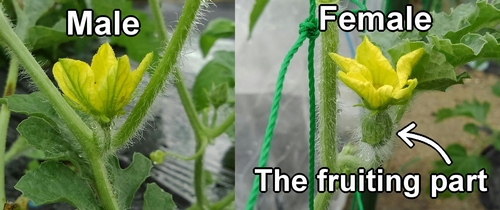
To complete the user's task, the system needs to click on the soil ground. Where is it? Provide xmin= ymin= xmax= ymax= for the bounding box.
xmin=367 ymin=68 xmax=500 ymax=210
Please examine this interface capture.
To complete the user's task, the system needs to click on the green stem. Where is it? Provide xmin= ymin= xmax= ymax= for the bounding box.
xmin=0 ymin=8 xmax=93 ymax=147
xmin=4 ymin=136 xmax=30 ymax=164
xmin=88 ymin=151 xmax=120 ymax=210
xmin=210 ymin=190 xmax=235 ymax=210
xmin=207 ymin=110 xmax=235 ymax=138
xmin=0 ymin=105 xmax=9 ymax=204
xmin=149 ymin=0 xmax=205 ymax=134
xmin=210 ymin=107 xmax=218 ymax=128
xmin=314 ymin=12 xmax=340 ymax=210
xmin=113 ymin=0 xmax=202 ymax=147
xmin=148 ymin=0 xmax=210 ymax=207
xmin=0 ymin=57 xmax=18 ymax=204
xmin=165 ymin=137 xmax=208 ymax=161
xmin=193 ymin=136 xmax=207 ymax=208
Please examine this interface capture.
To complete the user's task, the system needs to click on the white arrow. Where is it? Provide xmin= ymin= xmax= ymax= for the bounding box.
xmin=396 ymin=121 xmax=453 ymax=166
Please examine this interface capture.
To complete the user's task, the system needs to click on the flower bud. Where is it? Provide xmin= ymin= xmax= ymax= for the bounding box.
xmin=149 ymin=150 xmax=166 ymax=164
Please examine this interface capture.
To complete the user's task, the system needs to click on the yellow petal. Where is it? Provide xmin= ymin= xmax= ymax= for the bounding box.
xmin=370 ymin=85 xmax=394 ymax=109
xmin=339 ymin=71 xmax=394 ymax=109
xmin=355 ymin=36 xmax=398 ymax=88
xmin=111 ymin=55 xmax=134 ymax=113
xmin=393 ymin=79 xmax=418 ymax=100
xmin=329 ymin=53 xmax=372 ymax=82
xmin=130 ymin=52 xmax=153 ymax=86
xmin=90 ymin=43 xmax=118 ymax=85
xmin=53 ymin=59 xmax=98 ymax=113
xmin=395 ymin=48 xmax=425 ymax=89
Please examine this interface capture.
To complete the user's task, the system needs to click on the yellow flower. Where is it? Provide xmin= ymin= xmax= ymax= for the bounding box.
xmin=329 ymin=37 xmax=424 ymax=110
xmin=53 ymin=43 xmax=153 ymax=123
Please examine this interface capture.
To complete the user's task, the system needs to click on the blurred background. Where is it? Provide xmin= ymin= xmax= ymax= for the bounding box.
xmin=235 ymin=0 xmax=500 ymax=210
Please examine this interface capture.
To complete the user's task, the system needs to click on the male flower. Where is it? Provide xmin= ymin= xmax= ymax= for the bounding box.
xmin=329 ymin=37 xmax=424 ymax=110
xmin=53 ymin=43 xmax=153 ymax=123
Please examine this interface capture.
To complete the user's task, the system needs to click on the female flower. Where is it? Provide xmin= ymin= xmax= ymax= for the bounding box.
xmin=329 ymin=37 xmax=424 ymax=110
xmin=53 ymin=43 xmax=153 ymax=123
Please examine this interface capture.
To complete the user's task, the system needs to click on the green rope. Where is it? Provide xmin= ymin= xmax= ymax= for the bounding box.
xmin=245 ymin=0 xmax=368 ymax=209
xmin=244 ymin=0 xmax=319 ymax=209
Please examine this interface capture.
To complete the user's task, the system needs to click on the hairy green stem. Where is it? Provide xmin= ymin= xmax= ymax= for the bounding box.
xmin=88 ymin=151 xmax=120 ymax=210
xmin=314 ymin=13 xmax=340 ymax=210
xmin=148 ymin=0 xmax=215 ymax=207
xmin=113 ymin=0 xmax=202 ymax=147
xmin=0 ymin=57 xmax=18 ymax=203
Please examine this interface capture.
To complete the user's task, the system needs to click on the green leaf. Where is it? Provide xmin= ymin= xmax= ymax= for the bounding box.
xmin=15 ymin=161 xmax=100 ymax=210
xmin=248 ymin=0 xmax=269 ymax=39
xmin=441 ymin=1 xmax=500 ymax=42
xmin=428 ymin=144 xmax=490 ymax=199
xmin=429 ymin=33 xmax=500 ymax=66
xmin=492 ymin=81 xmax=500 ymax=97
xmin=4 ymin=92 xmax=59 ymax=126
xmin=427 ymin=2 xmax=477 ymax=38
xmin=367 ymin=1 xmax=500 ymax=92
xmin=109 ymin=153 xmax=153 ymax=209
xmin=17 ymin=117 xmax=79 ymax=161
xmin=91 ymin=0 xmax=160 ymax=62
xmin=25 ymin=19 xmax=77 ymax=50
xmin=200 ymin=18 xmax=235 ymax=57
xmin=192 ymin=51 xmax=235 ymax=111
xmin=463 ymin=123 xmax=479 ymax=136
xmin=435 ymin=99 xmax=490 ymax=124
xmin=143 ymin=183 xmax=176 ymax=210
xmin=387 ymin=41 xmax=470 ymax=91
xmin=12 ymin=0 xmax=56 ymax=40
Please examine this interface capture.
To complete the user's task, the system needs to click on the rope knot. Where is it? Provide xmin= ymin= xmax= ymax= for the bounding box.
xmin=299 ymin=17 xmax=320 ymax=39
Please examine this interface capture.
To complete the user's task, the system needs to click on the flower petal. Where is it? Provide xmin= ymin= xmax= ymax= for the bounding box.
xmin=113 ymin=55 xmax=134 ymax=113
xmin=393 ymin=78 xmax=418 ymax=100
xmin=130 ymin=52 xmax=153 ymax=86
xmin=339 ymin=71 xmax=390 ymax=109
xmin=395 ymin=48 xmax=425 ymax=89
xmin=355 ymin=36 xmax=398 ymax=88
xmin=329 ymin=53 xmax=372 ymax=82
xmin=90 ymin=42 xmax=118 ymax=85
xmin=53 ymin=59 xmax=99 ymax=113
xmin=372 ymin=85 xmax=394 ymax=109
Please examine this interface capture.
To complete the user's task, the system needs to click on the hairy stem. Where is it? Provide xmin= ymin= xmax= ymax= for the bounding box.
xmin=0 ymin=57 xmax=18 ymax=203
xmin=88 ymin=151 xmax=120 ymax=210
xmin=113 ymin=0 xmax=202 ymax=147
xmin=148 ymin=0 xmax=212 ymax=207
xmin=314 ymin=11 xmax=340 ymax=210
